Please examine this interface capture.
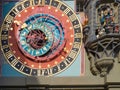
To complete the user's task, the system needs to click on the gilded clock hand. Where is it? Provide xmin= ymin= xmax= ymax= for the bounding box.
xmin=21 ymin=23 xmax=28 ymax=29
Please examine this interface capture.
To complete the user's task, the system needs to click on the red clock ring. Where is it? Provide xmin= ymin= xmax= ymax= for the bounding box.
xmin=9 ymin=5 xmax=74 ymax=69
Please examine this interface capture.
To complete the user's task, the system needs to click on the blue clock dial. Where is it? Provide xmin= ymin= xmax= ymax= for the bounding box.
xmin=18 ymin=14 xmax=65 ymax=59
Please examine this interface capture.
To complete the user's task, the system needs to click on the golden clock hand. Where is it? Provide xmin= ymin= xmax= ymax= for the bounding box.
xmin=21 ymin=23 xmax=28 ymax=29
xmin=14 ymin=20 xmax=22 ymax=26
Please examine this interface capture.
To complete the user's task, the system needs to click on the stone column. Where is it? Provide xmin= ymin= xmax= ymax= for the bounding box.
xmin=86 ymin=0 xmax=98 ymax=44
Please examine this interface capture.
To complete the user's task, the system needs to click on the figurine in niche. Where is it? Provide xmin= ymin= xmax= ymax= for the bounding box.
xmin=114 ymin=25 xmax=119 ymax=33
xmin=100 ymin=5 xmax=114 ymax=33
xmin=96 ymin=4 xmax=118 ymax=38
xmin=96 ymin=27 xmax=105 ymax=38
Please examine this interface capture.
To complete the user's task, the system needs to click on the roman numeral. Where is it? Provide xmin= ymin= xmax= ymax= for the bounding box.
xmin=2 ymin=45 xmax=8 ymax=49
xmin=1 ymin=35 xmax=8 ymax=40
xmin=11 ymin=59 xmax=18 ymax=66
xmin=49 ymin=0 xmax=52 ymax=5
xmin=5 ymin=51 xmax=12 ymax=59
xmin=2 ymin=24 xmax=9 ymax=30
xmin=64 ymin=60 xmax=70 ymax=66
xmin=41 ymin=0 xmax=45 ymax=6
xmin=41 ymin=69 xmax=52 ymax=76
xmin=6 ymin=15 xmax=14 ymax=23
xmin=20 ymin=65 xmax=25 ymax=71
xmin=74 ymin=33 xmax=82 ymax=38
xmin=73 ymin=43 xmax=80 ymax=49
xmin=64 ymin=8 xmax=70 ymax=15
xmin=13 ymin=8 xmax=19 ymax=16
xmin=57 ymin=3 xmax=62 ymax=9
xmin=69 ymin=51 xmax=76 ymax=58
xmin=69 ymin=14 xmax=77 ymax=22
xmin=74 ymin=24 xmax=80 ymax=28
xmin=32 ymin=0 xmax=45 ymax=6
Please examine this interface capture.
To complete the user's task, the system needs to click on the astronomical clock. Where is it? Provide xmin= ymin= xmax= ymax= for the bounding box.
xmin=0 ymin=0 xmax=82 ymax=76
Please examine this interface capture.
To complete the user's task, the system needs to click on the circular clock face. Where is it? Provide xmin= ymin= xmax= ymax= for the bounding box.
xmin=1 ymin=0 xmax=82 ymax=76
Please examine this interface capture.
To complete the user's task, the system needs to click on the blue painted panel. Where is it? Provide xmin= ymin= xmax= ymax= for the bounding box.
xmin=2 ymin=64 xmax=24 ymax=77
xmin=2 ymin=2 xmax=16 ymax=18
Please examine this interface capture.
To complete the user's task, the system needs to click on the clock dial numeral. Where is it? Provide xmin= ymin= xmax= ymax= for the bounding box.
xmin=74 ymin=24 xmax=80 ymax=29
xmin=20 ymin=65 xmax=25 ymax=71
xmin=72 ymin=43 xmax=80 ymax=52
xmin=1 ymin=35 xmax=8 ymax=40
xmin=64 ymin=8 xmax=70 ymax=15
xmin=2 ymin=45 xmax=9 ymax=49
xmin=73 ymin=43 xmax=80 ymax=49
xmin=69 ymin=14 xmax=77 ymax=22
xmin=11 ymin=59 xmax=18 ymax=66
xmin=12 ymin=8 xmax=20 ymax=16
xmin=6 ymin=15 xmax=14 ymax=24
xmin=38 ymin=69 xmax=51 ymax=76
xmin=5 ymin=51 xmax=13 ymax=59
xmin=2 ymin=24 xmax=9 ymax=30
xmin=75 ymin=33 xmax=82 ymax=38
xmin=69 ymin=51 xmax=77 ymax=59
xmin=41 ymin=0 xmax=45 ymax=6
xmin=57 ymin=2 xmax=62 ymax=9
xmin=65 ymin=58 xmax=71 ymax=64
xmin=32 ymin=0 xmax=45 ymax=6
